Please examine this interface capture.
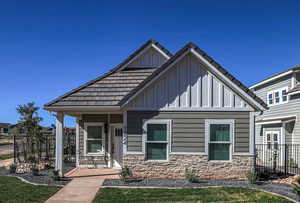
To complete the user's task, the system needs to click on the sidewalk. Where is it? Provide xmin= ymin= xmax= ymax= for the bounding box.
xmin=46 ymin=168 xmax=120 ymax=203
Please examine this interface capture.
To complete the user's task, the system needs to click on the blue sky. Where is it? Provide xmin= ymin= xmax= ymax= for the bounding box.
xmin=1 ymin=0 xmax=300 ymax=127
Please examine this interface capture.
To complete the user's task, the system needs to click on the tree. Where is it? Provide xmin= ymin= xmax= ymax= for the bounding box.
xmin=16 ymin=102 xmax=43 ymax=162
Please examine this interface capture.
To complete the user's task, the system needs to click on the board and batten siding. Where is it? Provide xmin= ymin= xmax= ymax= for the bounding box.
xmin=127 ymin=47 xmax=167 ymax=68
xmin=128 ymin=54 xmax=252 ymax=111
xmin=78 ymin=114 xmax=123 ymax=165
xmin=126 ymin=111 xmax=250 ymax=154
xmin=252 ymin=74 xmax=300 ymax=144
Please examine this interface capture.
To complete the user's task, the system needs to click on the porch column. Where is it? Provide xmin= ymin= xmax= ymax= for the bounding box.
xmin=55 ymin=112 xmax=64 ymax=177
xmin=76 ymin=118 xmax=80 ymax=168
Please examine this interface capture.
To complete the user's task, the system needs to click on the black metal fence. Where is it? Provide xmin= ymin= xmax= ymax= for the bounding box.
xmin=13 ymin=129 xmax=76 ymax=166
xmin=255 ymin=144 xmax=300 ymax=175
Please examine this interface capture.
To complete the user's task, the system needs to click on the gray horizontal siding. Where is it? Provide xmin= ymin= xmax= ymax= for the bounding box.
xmin=79 ymin=114 xmax=123 ymax=165
xmin=252 ymin=74 xmax=300 ymax=144
xmin=127 ymin=111 xmax=250 ymax=153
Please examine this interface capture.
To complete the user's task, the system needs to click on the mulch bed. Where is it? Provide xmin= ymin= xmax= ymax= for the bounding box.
xmin=104 ymin=178 xmax=300 ymax=202
xmin=0 ymin=167 xmax=71 ymax=186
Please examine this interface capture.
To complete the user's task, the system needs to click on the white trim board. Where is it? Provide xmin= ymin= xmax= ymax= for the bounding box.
xmin=250 ymin=70 xmax=294 ymax=89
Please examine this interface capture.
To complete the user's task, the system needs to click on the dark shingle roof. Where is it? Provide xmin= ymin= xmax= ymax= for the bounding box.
xmin=120 ymin=42 xmax=268 ymax=110
xmin=44 ymin=40 xmax=172 ymax=108
xmin=47 ymin=68 xmax=156 ymax=106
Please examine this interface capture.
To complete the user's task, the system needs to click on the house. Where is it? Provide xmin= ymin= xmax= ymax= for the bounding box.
xmin=44 ymin=40 xmax=267 ymax=178
xmin=0 ymin=123 xmax=11 ymax=136
xmin=250 ymin=67 xmax=300 ymax=161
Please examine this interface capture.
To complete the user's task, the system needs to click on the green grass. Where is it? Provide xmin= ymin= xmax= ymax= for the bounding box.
xmin=0 ymin=176 xmax=60 ymax=203
xmin=93 ymin=187 xmax=293 ymax=203
xmin=0 ymin=153 xmax=13 ymax=160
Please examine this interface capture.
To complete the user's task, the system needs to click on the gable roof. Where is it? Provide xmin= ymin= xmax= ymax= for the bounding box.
xmin=249 ymin=65 xmax=300 ymax=89
xmin=44 ymin=40 xmax=172 ymax=110
xmin=120 ymin=42 xmax=268 ymax=111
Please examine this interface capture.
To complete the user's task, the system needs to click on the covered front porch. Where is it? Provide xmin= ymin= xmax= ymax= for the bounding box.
xmin=55 ymin=112 xmax=125 ymax=177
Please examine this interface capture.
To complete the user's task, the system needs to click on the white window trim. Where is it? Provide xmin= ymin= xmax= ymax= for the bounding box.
xmin=267 ymin=86 xmax=289 ymax=106
xmin=142 ymin=119 xmax=171 ymax=162
xmin=84 ymin=122 xmax=105 ymax=156
xmin=205 ymin=119 xmax=235 ymax=162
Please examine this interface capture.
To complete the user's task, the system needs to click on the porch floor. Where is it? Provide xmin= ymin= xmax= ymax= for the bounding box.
xmin=64 ymin=168 xmax=120 ymax=179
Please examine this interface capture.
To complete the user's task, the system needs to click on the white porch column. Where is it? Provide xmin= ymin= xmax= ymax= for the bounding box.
xmin=55 ymin=112 xmax=64 ymax=177
xmin=76 ymin=118 xmax=80 ymax=168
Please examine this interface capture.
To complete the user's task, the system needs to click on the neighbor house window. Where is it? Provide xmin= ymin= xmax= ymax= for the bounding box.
xmin=143 ymin=120 xmax=170 ymax=161
xmin=84 ymin=122 xmax=104 ymax=155
xmin=282 ymin=89 xmax=288 ymax=102
xmin=267 ymin=87 xmax=289 ymax=106
xmin=268 ymin=93 xmax=273 ymax=105
xmin=206 ymin=120 xmax=234 ymax=161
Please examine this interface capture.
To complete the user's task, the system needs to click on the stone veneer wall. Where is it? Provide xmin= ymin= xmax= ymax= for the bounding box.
xmin=123 ymin=154 xmax=253 ymax=179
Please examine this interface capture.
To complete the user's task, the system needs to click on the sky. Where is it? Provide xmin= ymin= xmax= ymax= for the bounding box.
xmin=1 ymin=0 xmax=300 ymax=127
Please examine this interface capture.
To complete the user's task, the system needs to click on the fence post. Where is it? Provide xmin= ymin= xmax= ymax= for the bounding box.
xmin=13 ymin=135 xmax=16 ymax=163
xmin=284 ymin=144 xmax=288 ymax=175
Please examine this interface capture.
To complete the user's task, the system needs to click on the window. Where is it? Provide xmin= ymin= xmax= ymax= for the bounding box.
xmin=282 ymin=89 xmax=288 ymax=102
xmin=206 ymin=120 xmax=233 ymax=161
xmin=84 ymin=123 xmax=104 ymax=155
xmin=268 ymin=93 xmax=273 ymax=105
xmin=143 ymin=120 xmax=170 ymax=161
xmin=274 ymin=91 xmax=280 ymax=103
xmin=267 ymin=87 xmax=289 ymax=106
xmin=266 ymin=133 xmax=271 ymax=150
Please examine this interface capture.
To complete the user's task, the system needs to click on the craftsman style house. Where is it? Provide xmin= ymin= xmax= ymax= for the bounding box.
xmin=250 ymin=67 xmax=300 ymax=147
xmin=44 ymin=40 xmax=267 ymax=178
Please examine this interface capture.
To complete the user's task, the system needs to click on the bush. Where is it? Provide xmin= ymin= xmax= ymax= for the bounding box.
xmin=9 ymin=163 xmax=17 ymax=174
xmin=52 ymin=170 xmax=61 ymax=181
xmin=294 ymin=175 xmax=300 ymax=185
xmin=289 ymin=158 xmax=298 ymax=168
xmin=257 ymin=170 xmax=271 ymax=180
xmin=31 ymin=164 xmax=39 ymax=176
xmin=245 ymin=170 xmax=257 ymax=184
xmin=27 ymin=156 xmax=37 ymax=164
xmin=120 ymin=166 xmax=132 ymax=181
xmin=185 ymin=169 xmax=197 ymax=183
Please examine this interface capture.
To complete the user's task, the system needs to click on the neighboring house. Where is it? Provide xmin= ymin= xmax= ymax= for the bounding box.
xmin=250 ymin=66 xmax=300 ymax=148
xmin=44 ymin=40 xmax=267 ymax=178
xmin=0 ymin=123 xmax=11 ymax=136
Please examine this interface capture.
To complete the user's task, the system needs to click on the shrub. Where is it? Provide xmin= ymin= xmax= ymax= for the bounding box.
xmin=31 ymin=164 xmax=39 ymax=176
xmin=9 ymin=163 xmax=17 ymax=174
xmin=245 ymin=170 xmax=257 ymax=184
xmin=294 ymin=175 xmax=300 ymax=185
xmin=185 ymin=169 xmax=197 ymax=183
xmin=257 ymin=170 xmax=271 ymax=180
xmin=120 ymin=166 xmax=132 ymax=181
xmin=52 ymin=170 xmax=61 ymax=181
xmin=289 ymin=158 xmax=298 ymax=168
xmin=27 ymin=156 xmax=36 ymax=164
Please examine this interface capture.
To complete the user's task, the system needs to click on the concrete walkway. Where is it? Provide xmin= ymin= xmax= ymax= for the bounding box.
xmin=46 ymin=168 xmax=119 ymax=203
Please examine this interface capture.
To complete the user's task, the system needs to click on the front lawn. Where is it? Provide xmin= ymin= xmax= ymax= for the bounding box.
xmin=93 ymin=187 xmax=293 ymax=203
xmin=0 ymin=176 xmax=60 ymax=203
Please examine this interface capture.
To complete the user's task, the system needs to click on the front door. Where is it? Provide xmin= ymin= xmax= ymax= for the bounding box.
xmin=264 ymin=130 xmax=282 ymax=165
xmin=111 ymin=125 xmax=123 ymax=168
